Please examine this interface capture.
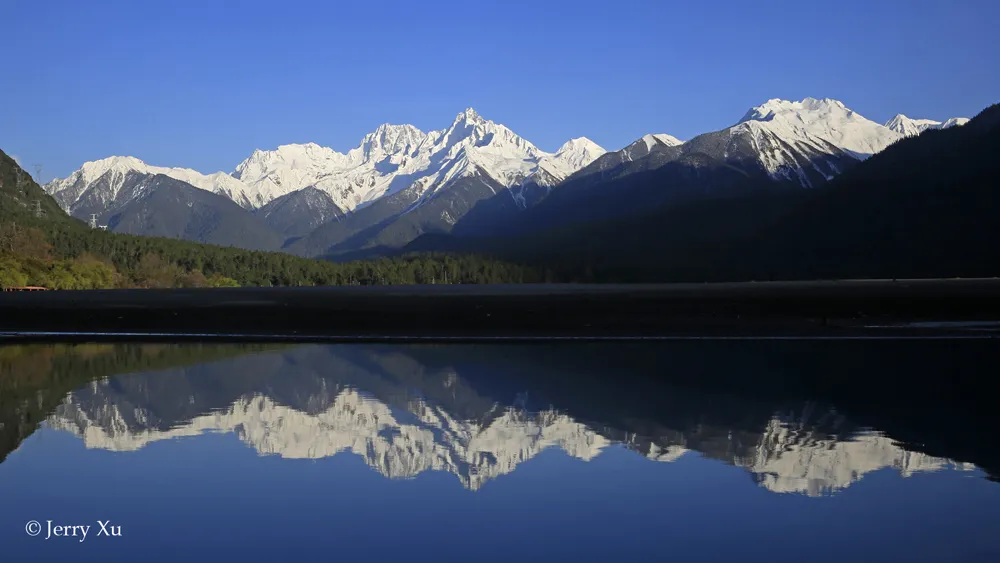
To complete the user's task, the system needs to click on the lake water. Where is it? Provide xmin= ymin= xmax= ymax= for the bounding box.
xmin=1 ymin=341 xmax=998 ymax=562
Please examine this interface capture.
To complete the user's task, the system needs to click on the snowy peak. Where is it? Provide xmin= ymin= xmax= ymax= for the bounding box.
xmin=454 ymin=107 xmax=484 ymax=124
xmin=237 ymin=142 xmax=349 ymax=172
xmin=728 ymin=96 xmax=902 ymax=188
xmin=734 ymin=97 xmax=893 ymax=157
xmin=441 ymin=108 xmax=538 ymax=155
xmin=885 ymin=114 xmax=940 ymax=136
xmin=640 ymin=133 xmax=684 ymax=150
xmin=557 ymin=137 xmax=604 ymax=154
xmin=612 ymin=132 xmax=684 ymax=163
xmin=357 ymin=124 xmax=427 ymax=159
xmin=539 ymin=137 xmax=606 ymax=180
xmin=77 ymin=155 xmax=149 ymax=181
xmin=885 ymin=113 xmax=970 ymax=137
xmin=739 ymin=97 xmax=848 ymax=124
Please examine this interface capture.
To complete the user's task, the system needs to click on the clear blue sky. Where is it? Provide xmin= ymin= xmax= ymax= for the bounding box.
xmin=2 ymin=0 xmax=997 ymax=181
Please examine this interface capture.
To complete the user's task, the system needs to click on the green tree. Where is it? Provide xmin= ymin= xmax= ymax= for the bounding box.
xmin=0 ymin=258 xmax=28 ymax=288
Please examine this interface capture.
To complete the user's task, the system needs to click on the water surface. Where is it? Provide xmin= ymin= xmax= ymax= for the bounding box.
xmin=1 ymin=342 xmax=997 ymax=562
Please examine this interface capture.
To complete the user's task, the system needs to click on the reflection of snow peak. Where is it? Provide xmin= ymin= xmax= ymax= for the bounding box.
xmin=50 ymin=390 xmax=609 ymax=490
xmin=740 ymin=418 xmax=974 ymax=496
xmin=48 ymin=389 xmax=974 ymax=495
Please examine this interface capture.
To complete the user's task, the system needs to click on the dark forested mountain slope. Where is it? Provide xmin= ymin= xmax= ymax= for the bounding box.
xmin=0 ymin=150 xmax=77 ymax=227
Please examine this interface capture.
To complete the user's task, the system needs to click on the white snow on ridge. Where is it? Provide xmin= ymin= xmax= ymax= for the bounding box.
xmin=43 ymin=155 xmax=267 ymax=210
xmin=233 ymin=108 xmax=606 ymax=212
xmin=640 ymin=133 xmax=684 ymax=151
xmin=736 ymin=97 xmax=901 ymax=159
xmin=45 ymin=110 xmax=605 ymax=214
xmin=725 ymin=97 xmax=964 ymax=187
xmin=885 ymin=113 xmax=970 ymax=137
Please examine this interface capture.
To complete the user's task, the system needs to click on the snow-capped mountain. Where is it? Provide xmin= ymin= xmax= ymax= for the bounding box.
xmin=45 ymin=109 xmax=604 ymax=223
xmin=885 ymin=114 xmax=970 ymax=137
xmin=725 ymin=97 xmax=904 ymax=187
xmin=564 ymin=97 xmax=970 ymax=196
xmin=44 ymin=156 xmax=265 ymax=211
xmin=232 ymin=108 xmax=605 ymax=213
xmin=737 ymin=98 xmax=900 ymax=157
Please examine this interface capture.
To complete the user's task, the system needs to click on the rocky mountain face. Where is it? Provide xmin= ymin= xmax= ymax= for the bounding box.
xmin=254 ymin=187 xmax=345 ymax=241
xmin=67 ymin=171 xmax=284 ymax=250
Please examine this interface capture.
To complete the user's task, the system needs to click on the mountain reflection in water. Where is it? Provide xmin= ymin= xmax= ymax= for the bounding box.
xmin=2 ymin=342 xmax=987 ymax=496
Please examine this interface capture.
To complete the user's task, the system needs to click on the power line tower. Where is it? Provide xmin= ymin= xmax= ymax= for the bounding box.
xmin=89 ymin=214 xmax=98 ymax=229
xmin=33 ymin=164 xmax=43 ymax=185
xmin=34 ymin=199 xmax=43 ymax=218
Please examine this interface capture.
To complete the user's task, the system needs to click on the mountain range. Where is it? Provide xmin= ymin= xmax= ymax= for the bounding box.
xmin=42 ymin=98 xmax=972 ymax=258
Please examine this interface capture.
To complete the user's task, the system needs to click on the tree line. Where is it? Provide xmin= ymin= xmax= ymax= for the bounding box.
xmin=0 ymin=222 xmax=546 ymax=289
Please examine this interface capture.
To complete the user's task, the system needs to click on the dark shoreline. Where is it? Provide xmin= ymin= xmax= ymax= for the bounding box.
xmin=2 ymin=279 xmax=1000 ymax=339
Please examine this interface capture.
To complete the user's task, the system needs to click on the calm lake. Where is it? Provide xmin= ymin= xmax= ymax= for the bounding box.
xmin=1 ymin=341 xmax=998 ymax=562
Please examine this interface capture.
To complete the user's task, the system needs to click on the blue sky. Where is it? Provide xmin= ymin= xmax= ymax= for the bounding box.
xmin=2 ymin=0 xmax=997 ymax=181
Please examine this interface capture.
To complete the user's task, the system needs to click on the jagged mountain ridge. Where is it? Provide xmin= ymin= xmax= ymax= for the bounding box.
xmin=233 ymin=109 xmax=606 ymax=214
xmin=46 ymin=109 xmax=605 ymax=215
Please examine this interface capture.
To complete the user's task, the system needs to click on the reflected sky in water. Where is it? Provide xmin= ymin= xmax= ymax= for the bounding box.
xmin=0 ymin=343 xmax=998 ymax=562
